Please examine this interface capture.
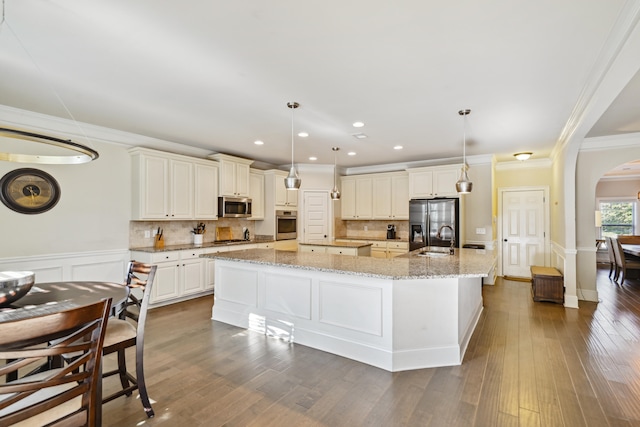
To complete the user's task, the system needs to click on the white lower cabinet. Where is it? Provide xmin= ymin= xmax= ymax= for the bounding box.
xmin=131 ymin=243 xmax=258 ymax=306
xmin=131 ymin=248 xmax=205 ymax=305
xmin=152 ymin=261 xmax=181 ymax=303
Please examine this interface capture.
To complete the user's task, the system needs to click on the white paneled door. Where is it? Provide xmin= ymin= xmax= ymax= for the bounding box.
xmin=303 ymin=191 xmax=329 ymax=243
xmin=501 ymin=189 xmax=546 ymax=278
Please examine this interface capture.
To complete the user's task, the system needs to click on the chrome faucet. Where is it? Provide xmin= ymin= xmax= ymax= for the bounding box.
xmin=436 ymin=225 xmax=456 ymax=255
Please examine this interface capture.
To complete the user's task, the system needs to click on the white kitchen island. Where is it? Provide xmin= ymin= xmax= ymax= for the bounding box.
xmin=201 ymin=248 xmax=495 ymax=372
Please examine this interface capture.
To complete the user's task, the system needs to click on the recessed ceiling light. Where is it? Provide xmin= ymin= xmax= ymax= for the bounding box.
xmin=309 ymin=156 xmax=317 ymax=161
xmin=353 ymin=122 xmax=364 ymax=128
xmin=352 ymin=133 xmax=367 ymax=139
xmin=394 ymin=145 xmax=403 ymax=150
xmin=298 ymin=132 xmax=309 ymax=137
xmin=254 ymin=140 xmax=264 ymax=145
xmin=347 ymin=151 xmax=356 ymax=156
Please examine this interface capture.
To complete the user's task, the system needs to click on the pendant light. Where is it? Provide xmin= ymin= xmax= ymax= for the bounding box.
xmin=284 ymin=102 xmax=301 ymax=190
xmin=330 ymin=147 xmax=341 ymax=200
xmin=455 ymin=109 xmax=473 ymax=194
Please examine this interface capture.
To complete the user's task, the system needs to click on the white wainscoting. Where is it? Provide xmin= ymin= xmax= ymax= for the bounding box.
xmin=0 ymin=249 xmax=131 ymax=284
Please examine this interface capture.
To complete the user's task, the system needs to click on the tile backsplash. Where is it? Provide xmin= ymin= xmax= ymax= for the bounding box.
xmin=336 ymin=220 xmax=409 ymax=240
xmin=129 ymin=219 xmax=256 ymax=248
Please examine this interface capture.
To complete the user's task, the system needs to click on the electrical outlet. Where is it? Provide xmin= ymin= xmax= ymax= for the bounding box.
xmin=144 ymin=230 xmax=151 ymax=238
xmin=364 ymin=226 xmax=368 ymax=231
xmin=476 ymin=227 xmax=486 ymax=235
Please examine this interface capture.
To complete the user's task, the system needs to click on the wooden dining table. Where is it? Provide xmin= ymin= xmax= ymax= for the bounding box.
xmin=621 ymin=244 xmax=640 ymax=257
xmin=0 ymin=281 xmax=128 ymax=323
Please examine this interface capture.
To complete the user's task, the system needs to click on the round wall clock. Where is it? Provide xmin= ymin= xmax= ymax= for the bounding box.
xmin=0 ymin=168 xmax=61 ymax=214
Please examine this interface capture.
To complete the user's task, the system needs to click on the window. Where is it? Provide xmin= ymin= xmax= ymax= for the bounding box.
xmin=598 ymin=200 xmax=635 ymax=237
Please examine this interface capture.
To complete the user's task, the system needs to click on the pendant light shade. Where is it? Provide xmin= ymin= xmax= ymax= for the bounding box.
xmin=330 ymin=147 xmax=341 ymax=200
xmin=284 ymin=102 xmax=301 ymax=190
xmin=455 ymin=109 xmax=473 ymax=194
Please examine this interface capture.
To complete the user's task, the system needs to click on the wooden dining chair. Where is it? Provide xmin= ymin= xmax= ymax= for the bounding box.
xmin=0 ymin=298 xmax=111 ymax=427
xmin=605 ymin=236 xmax=618 ymax=279
xmin=101 ymin=260 xmax=157 ymax=418
xmin=611 ymin=237 xmax=640 ymax=285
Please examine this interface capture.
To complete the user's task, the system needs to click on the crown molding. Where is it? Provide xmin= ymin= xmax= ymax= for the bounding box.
xmin=495 ymin=158 xmax=553 ymax=171
xmin=580 ymin=132 xmax=640 ymax=151
xmin=0 ymin=104 xmax=212 ymax=158
xmin=342 ymin=153 xmax=493 ymax=176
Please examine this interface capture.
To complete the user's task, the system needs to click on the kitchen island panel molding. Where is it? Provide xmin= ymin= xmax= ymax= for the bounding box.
xmin=217 ymin=266 xmax=258 ymax=306
xmin=318 ymin=280 xmax=384 ymax=337
xmin=263 ymin=273 xmax=312 ymax=320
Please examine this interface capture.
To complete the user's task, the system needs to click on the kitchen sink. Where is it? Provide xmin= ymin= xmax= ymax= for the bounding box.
xmin=417 ymin=251 xmax=450 ymax=258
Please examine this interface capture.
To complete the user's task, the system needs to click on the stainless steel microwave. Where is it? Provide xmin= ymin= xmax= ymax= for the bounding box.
xmin=218 ymin=197 xmax=252 ymax=218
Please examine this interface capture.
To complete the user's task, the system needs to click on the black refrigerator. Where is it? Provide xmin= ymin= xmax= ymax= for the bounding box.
xmin=409 ymin=198 xmax=459 ymax=251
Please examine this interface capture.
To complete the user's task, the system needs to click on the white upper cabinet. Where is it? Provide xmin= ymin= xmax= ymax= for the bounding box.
xmin=271 ymin=170 xmax=297 ymax=207
xmin=249 ymin=169 xmax=265 ymax=220
xmin=193 ymin=161 xmax=218 ymax=219
xmin=408 ymin=165 xmax=461 ymax=199
xmin=130 ymin=148 xmax=196 ymax=220
xmin=209 ymin=153 xmax=253 ymax=197
xmin=130 ymin=147 xmax=218 ymax=221
xmin=391 ymin=173 xmax=409 ymax=219
xmin=372 ymin=172 xmax=409 ymax=220
xmin=169 ymin=159 xmax=194 ymax=219
xmin=341 ymin=176 xmax=373 ymax=219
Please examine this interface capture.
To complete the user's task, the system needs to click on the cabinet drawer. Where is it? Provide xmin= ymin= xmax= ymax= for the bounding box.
xmin=370 ymin=241 xmax=387 ymax=248
xmin=387 ymin=242 xmax=408 ymax=250
xmin=181 ymin=248 xmax=205 ymax=260
xmin=130 ymin=250 xmax=180 ymax=264
xmin=150 ymin=251 xmax=180 ymax=263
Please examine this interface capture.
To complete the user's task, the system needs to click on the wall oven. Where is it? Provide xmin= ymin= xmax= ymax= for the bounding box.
xmin=276 ymin=210 xmax=297 ymax=240
xmin=218 ymin=197 xmax=252 ymax=218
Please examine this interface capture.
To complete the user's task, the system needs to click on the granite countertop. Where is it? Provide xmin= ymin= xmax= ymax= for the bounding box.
xmin=130 ymin=237 xmax=274 ymax=253
xmin=299 ymin=241 xmax=372 ymax=248
xmin=201 ymin=247 xmax=495 ymax=280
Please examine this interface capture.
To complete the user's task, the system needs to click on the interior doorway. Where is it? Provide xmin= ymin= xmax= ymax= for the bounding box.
xmin=301 ymin=191 xmax=331 ymax=243
xmin=498 ymin=187 xmax=550 ymax=278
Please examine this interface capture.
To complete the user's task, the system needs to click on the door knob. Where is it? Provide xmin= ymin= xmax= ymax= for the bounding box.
xmin=503 ymin=239 xmax=507 ymax=242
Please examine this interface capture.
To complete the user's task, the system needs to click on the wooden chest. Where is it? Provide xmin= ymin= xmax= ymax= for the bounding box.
xmin=530 ymin=266 xmax=564 ymax=304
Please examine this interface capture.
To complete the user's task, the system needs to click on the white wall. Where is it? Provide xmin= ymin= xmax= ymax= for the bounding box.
xmin=0 ymin=141 xmax=131 ymax=257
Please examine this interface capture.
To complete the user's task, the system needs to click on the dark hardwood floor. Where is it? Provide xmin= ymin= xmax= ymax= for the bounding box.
xmin=102 ymin=268 xmax=640 ymax=426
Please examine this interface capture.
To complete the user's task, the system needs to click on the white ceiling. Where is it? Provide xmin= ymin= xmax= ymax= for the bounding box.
xmin=0 ymin=0 xmax=638 ymax=169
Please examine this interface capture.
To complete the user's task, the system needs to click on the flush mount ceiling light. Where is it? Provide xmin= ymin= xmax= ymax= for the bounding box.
xmin=455 ymin=109 xmax=473 ymax=194
xmin=394 ymin=145 xmax=403 ymax=150
xmin=0 ymin=11 xmax=98 ymax=164
xmin=298 ymin=132 xmax=309 ymax=138
xmin=309 ymin=156 xmax=317 ymax=161
xmin=254 ymin=140 xmax=264 ymax=145
xmin=284 ymin=102 xmax=301 ymax=190
xmin=347 ymin=151 xmax=356 ymax=156
xmin=330 ymin=147 xmax=341 ymax=201
xmin=352 ymin=122 xmax=364 ymax=128
xmin=514 ymin=152 xmax=532 ymax=161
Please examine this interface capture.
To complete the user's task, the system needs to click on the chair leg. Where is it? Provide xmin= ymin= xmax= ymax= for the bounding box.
xmin=608 ymin=262 xmax=614 ymax=278
xmin=135 ymin=343 xmax=154 ymax=418
xmin=117 ymin=349 xmax=131 ymax=395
